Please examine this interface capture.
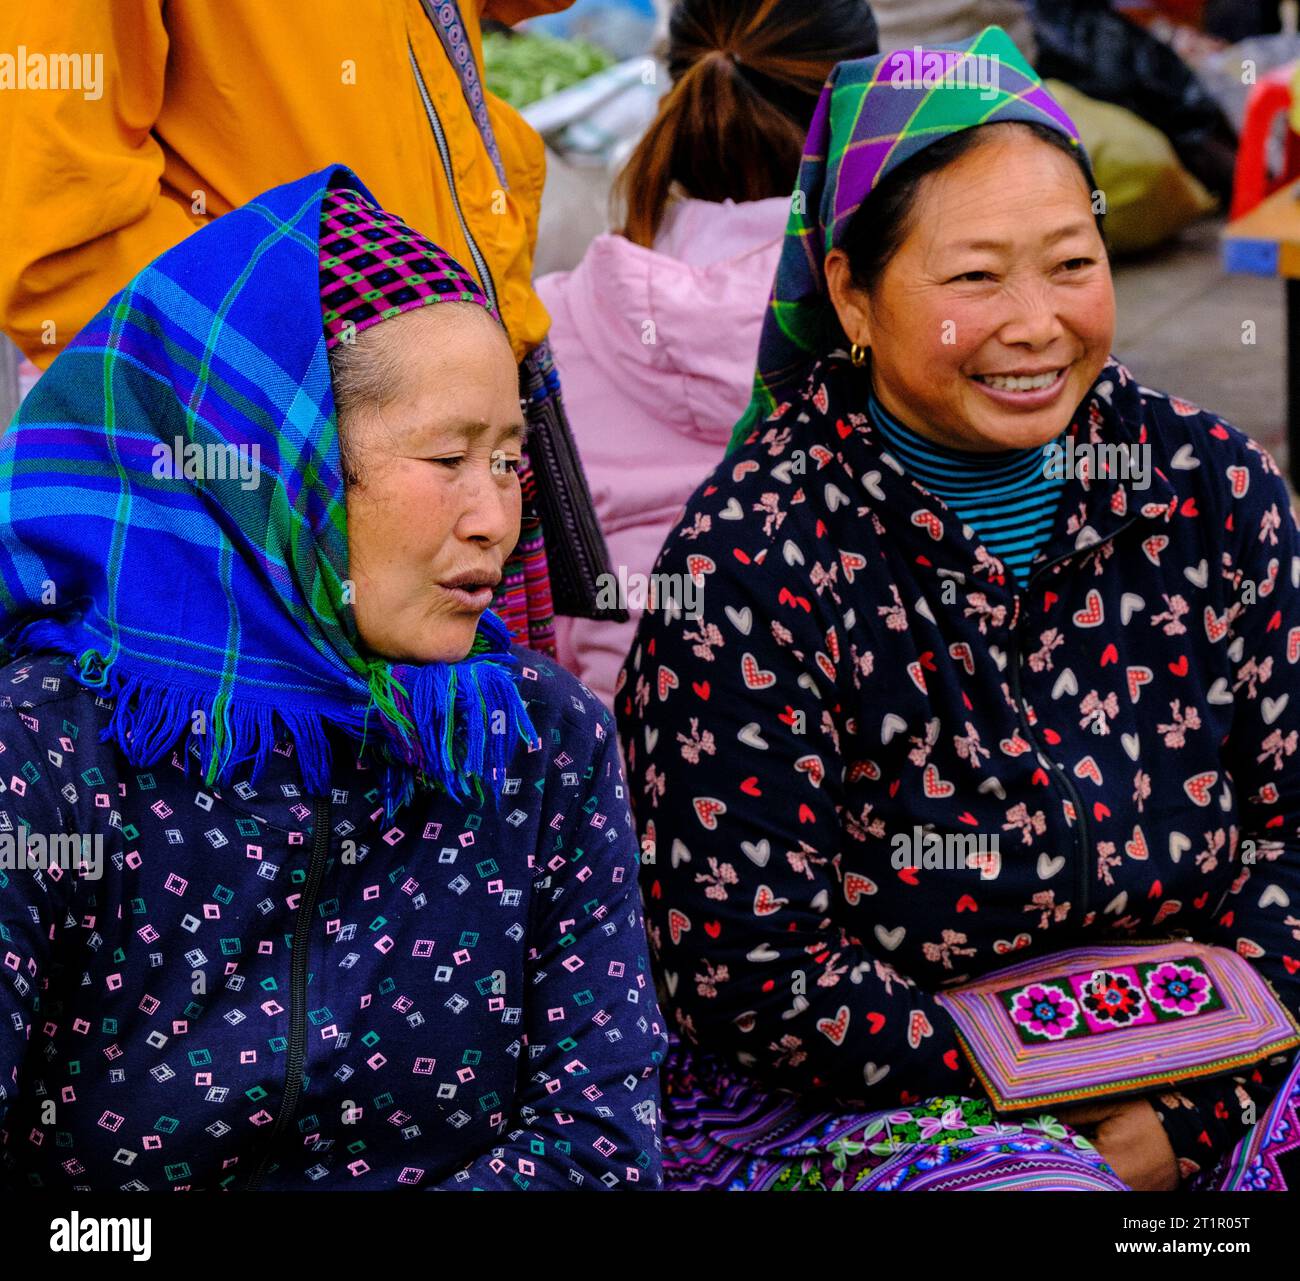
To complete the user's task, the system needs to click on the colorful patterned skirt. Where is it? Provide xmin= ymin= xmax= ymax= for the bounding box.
xmin=661 ymin=1032 xmax=1300 ymax=1191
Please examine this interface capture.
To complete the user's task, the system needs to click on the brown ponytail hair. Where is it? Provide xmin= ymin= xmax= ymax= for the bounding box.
xmin=615 ymin=0 xmax=878 ymax=248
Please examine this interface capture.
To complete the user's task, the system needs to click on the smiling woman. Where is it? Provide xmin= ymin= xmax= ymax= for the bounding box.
xmin=619 ymin=25 xmax=1300 ymax=1194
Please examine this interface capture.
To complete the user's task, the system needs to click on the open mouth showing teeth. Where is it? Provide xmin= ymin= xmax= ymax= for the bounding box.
xmin=972 ymin=369 xmax=1064 ymax=392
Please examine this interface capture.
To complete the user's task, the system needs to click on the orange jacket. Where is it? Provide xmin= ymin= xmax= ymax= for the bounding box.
xmin=0 ymin=0 xmax=570 ymax=368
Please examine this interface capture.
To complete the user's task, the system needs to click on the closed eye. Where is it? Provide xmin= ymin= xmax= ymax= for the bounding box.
xmin=949 ymin=270 xmax=994 ymax=284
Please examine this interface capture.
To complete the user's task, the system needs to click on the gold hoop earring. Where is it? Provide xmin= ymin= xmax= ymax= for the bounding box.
xmin=850 ymin=342 xmax=867 ymax=367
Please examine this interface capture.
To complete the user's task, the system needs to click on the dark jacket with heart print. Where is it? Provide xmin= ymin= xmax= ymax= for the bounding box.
xmin=616 ymin=353 xmax=1300 ymax=1177
xmin=0 ymin=648 xmax=666 ymax=1191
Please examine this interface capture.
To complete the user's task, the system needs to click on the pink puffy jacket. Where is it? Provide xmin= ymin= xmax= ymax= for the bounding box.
xmin=537 ymin=195 xmax=789 ymax=709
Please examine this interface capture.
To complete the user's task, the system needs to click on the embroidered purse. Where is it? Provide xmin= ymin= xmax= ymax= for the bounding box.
xmin=934 ymin=939 xmax=1300 ymax=1112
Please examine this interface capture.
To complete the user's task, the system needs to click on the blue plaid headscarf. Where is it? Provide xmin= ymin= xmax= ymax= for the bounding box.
xmin=0 ymin=164 xmax=536 ymax=815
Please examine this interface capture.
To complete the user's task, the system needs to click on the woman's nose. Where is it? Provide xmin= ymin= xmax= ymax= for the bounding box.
xmin=998 ymin=280 xmax=1065 ymax=350
xmin=454 ymin=462 xmax=520 ymax=547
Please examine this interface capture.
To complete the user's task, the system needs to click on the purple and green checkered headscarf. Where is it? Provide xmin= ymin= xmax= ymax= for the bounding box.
xmin=318 ymin=186 xmax=498 ymax=347
xmin=0 ymin=164 xmax=535 ymax=816
xmin=726 ymin=25 xmax=1085 ymax=454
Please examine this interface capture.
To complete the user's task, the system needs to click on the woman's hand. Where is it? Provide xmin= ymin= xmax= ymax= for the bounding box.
xmin=1055 ymin=1098 xmax=1180 ymax=1190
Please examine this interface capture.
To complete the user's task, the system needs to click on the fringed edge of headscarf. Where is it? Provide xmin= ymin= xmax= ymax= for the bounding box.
xmin=6 ymin=612 xmax=538 ymax=821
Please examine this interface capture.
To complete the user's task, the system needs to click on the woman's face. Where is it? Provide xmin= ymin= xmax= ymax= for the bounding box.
xmin=826 ymin=127 xmax=1116 ymax=452
xmin=341 ymin=304 xmax=524 ymax=663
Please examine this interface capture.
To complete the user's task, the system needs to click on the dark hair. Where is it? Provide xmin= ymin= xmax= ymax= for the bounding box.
xmin=840 ymin=122 xmax=1106 ymax=294
xmin=615 ymin=0 xmax=878 ymax=248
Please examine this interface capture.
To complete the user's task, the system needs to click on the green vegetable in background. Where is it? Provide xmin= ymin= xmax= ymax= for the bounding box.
xmin=482 ymin=31 xmax=615 ymax=108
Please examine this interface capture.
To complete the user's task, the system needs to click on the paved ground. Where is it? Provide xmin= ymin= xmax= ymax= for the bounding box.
xmin=1112 ymin=216 xmax=1289 ymax=475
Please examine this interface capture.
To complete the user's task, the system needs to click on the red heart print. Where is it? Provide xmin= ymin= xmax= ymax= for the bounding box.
xmin=949 ymin=642 xmax=975 ymax=675
xmin=740 ymin=776 xmax=762 ymax=797
xmin=911 ymin=510 xmax=943 ymax=541
xmin=817 ymin=1005 xmax=850 ymax=1045
xmin=1074 ymin=756 xmax=1102 ymax=786
xmin=658 ymin=666 xmax=678 ymax=700
xmin=693 ymin=797 xmax=726 ymax=829
xmin=753 ymin=885 xmax=786 ymax=916
xmin=956 ymin=894 xmax=978 ymax=913
xmin=730 ymin=461 xmax=758 ymax=482
xmin=1100 ymin=643 xmax=1118 ymax=666
xmin=1204 ymin=607 xmax=1229 ymax=643
xmin=1168 ymin=655 xmax=1189 ymax=677
xmin=685 ymin=554 xmax=715 ymax=584
xmin=907 ymin=1010 xmax=933 ymax=1049
xmin=943 ymin=1049 xmax=959 ymax=1071
xmin=923 ymin=764 xmax=955 ymax=798
xmin=867 ymin=1011 xmax=886 ymax=1035
xmin=813 ymin=384 xmax=829 ymax=414
xmin=704 ymin=920 xmax=722 ymax=939
xmin=741 ymin=653 xmax=776 ymax=690
xmin=1125 ymin=826 xmax=1148 ymax=860
xmin=668 ymin=909 xmax=691 ymax=945
xmin=1093 ymin=801 xmax=1111 ymax=821
xmin=1142 ymin=535 xmax=1169 ymax=565
xmin=692 ymin=680 xmax=711 ymax=700
xmin=1126 ymin=666 xmax=1153 ymax=702
xmin=1227 ymin=465 xmax=1249 ymax=497
xmin=844 ymin=873 xmax=876 ymax=906
xmin=1073 ymin=590 xmax=1103 ymax=627
xmin=1183 ymin=772 xmax=1217 ymax=806
xmin=794 ymin=755 xmax=825 ymax=786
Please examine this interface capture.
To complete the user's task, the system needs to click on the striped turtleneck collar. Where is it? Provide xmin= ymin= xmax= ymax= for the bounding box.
xmin=865 ymin=386 xmax=1069 ymax=585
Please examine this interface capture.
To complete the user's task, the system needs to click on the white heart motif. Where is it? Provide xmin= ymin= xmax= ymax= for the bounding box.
xmin=1168 ymin=832 xmax=1191 ymax=863
xmin=864 ymin=1062 xmax=891 ymax=1086
xmin=1037 ymin=852 xmax=1066 ymax=880
xmin=741 ymin=839 xmax=771 ymax=867
xmin=1052 ymin=668 xmax=1079 ymax=700
xmin=874 ymin=924 xmax=906 ymax=951
xmin=881 ymin=714 xmax=907 ymax=744
xmin=737 ymin=722 xmax=769 ymax=750
xmin=1264 ymin=694 xmax=1289 ymax=725
xmin=1259 ymin=884 xmax=1291 ymax=910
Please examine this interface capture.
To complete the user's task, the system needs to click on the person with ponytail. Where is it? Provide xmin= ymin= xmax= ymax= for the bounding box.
xmin=0 ymin=167 xmax=665 ymax=1191
xmin=538 ymin=0 xmax=878 ymax=712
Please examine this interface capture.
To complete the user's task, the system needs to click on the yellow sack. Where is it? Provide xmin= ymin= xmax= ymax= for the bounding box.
xmin=1045 ymin=79 xmax=1217 ymax=256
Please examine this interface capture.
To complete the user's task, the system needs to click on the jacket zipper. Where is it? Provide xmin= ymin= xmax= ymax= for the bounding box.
xmin=1005 ymin=523 xmax=1139 ymax=923
xmin=245 ymin=794 xmax=332 ymax=1190
xmin=407 ymin=39 xmax=499 ymax=313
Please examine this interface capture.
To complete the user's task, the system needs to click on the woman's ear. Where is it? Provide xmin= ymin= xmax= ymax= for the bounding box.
xmin=824 ymin=248 xmax=872 ymax=349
